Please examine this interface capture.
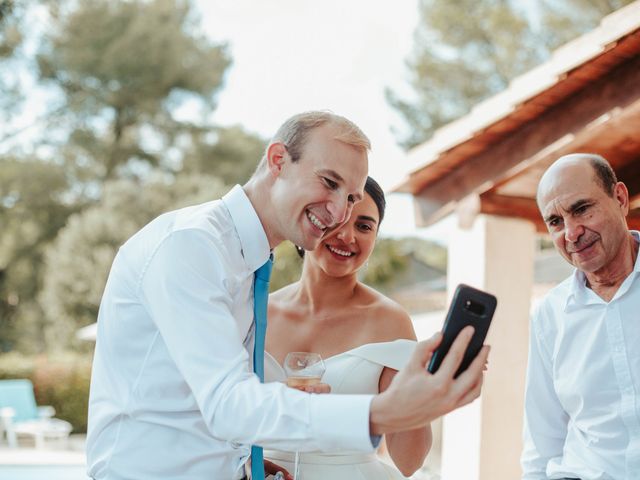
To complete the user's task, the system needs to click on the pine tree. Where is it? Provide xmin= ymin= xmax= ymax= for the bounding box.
xmin=387 ymin=0 xmax=635 ymax=149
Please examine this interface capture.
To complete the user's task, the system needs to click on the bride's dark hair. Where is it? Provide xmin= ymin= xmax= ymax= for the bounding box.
xmin=295 ymin=175 xmax=386 ymax=258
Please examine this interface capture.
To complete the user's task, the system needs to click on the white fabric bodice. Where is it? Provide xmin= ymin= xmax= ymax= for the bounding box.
xmin=263 ymin=339 xmax=417 ymax=480
xmin=264 ymin=339 xmax=416 ymax=393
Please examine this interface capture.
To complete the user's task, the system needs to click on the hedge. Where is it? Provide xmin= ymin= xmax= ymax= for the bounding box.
xmin=0 ymin=352 xmax=93 ymax=433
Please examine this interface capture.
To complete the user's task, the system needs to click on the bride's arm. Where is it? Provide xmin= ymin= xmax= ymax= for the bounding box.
xmin=371 ymin=300 xmax=432 ymax=476
xmin=379 ymin=366 xmax=432 ymax=476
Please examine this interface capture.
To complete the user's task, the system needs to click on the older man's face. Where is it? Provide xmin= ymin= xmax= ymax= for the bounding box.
xmin=537 ymin=161 xmax=629 ymax=276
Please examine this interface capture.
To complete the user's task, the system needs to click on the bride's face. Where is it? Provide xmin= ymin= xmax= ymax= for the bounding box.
xmin=307 ymin=192 xmax=379 ymax=277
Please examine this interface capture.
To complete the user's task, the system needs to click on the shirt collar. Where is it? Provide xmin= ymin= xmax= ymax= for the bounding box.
xmin=623 ymin=229 xmax=640 ymax=291
xmin=221 ymin=185 xmax=271 ymax=273
xmin=564 ymin=230 xmax=640 ymax=310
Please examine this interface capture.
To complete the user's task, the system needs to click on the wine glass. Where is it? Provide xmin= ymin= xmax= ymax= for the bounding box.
xmin=283 ymin=352 xmax=326 ymax=480
xmin=283 ymin=352 xmax=325 ymax=389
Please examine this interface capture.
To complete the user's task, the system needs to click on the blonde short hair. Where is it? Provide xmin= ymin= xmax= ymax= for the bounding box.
xmin=255 ymin=111 xmax=370 ymax=172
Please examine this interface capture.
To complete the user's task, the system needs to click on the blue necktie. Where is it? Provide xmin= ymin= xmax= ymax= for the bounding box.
xmin=250 ymin=258 xmax=273 ymax=480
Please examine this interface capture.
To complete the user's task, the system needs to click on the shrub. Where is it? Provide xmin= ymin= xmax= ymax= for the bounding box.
xmin=0 ymin=352 xmax=92 ymax=433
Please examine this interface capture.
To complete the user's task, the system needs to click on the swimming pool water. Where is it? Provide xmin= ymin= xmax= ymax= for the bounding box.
xmin=0 ymin=465 xmax=90 ymax=480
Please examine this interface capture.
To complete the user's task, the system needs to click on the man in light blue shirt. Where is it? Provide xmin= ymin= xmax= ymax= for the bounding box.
xmin=522 ymin=153 xmax=640 ymax=479
xmin=87 ymin=111 xmax=490 ymax=479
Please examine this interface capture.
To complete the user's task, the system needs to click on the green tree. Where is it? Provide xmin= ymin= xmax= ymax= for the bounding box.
xmin=362 ymin=237 xmax=411 ymax=288
xmin=182 ymin=124 xmax=267 ymax=186
xmin=37 ymin=0 xmax=231 ymax=183
xmin=39 ymin=174 xmax=227 ymax=351
xmin=0 ymin=0 xmax=270 ymax=353
xmin=0 ymin=0 xmax=25 ymax=121
xmin=388 ymin=0 xmax=635 ymax=148
xmin=270 ymin=242 xmax=304 ymax=292
xmin=0 ymin=159 xmax=77 ymax=352
xmin=539 ymin=0 xmax=634 ymax=48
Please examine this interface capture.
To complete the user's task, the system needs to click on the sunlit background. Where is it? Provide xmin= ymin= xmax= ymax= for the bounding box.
xmin=1 ymin=0 xmax=634 ymax=478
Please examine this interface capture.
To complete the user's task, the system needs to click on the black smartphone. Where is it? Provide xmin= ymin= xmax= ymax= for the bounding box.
xmin=427 ymin=284 xmax=497 ymax=378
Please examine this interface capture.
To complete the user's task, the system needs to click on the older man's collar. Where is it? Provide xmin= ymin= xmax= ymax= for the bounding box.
xmin=564 ymin=230 xmax=640 ymax=311
xmin=627 ymin=229 xmax=640 ymax=280
xmin=564 ymin=268 xmax=586 ymax=312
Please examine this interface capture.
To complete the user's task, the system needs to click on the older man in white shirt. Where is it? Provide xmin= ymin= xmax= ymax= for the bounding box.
xmin=87 ymin=111 xmax=489 ymax=480
xmin=522 ymin=153 xmax=640 ymax=480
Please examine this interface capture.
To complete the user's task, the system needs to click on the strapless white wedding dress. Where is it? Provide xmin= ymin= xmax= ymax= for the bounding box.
xmin=263 ymin=339 xmax=416 ymax=480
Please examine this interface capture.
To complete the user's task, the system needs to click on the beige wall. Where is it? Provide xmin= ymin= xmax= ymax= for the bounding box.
xmin=441 ymin=214 xmax=535 ymax=480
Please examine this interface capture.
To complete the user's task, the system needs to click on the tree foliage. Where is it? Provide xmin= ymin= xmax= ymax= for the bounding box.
xmin=39 ymin=174 xmax=228 ymax=351
xmin=37 ymin=0 xmax=232 ymax=182
xmin=388 ymin=0 xmax=635 ymax=149
xmin=0 ymin=158 xmax=77 ymax=352
xmin=539 ymin=0 xmax=634 ymax=48
xmin=0 ymin=0 xmax=21 ymax=63
xmin=0 ymin=0 xmax=25 ymax=120
xmin=362 ymin=237 xmax=411 ymax=287
xmin=362 ymin=237 xmax=446 ymax=291
xmin=0 ymin=0 xmax=267 ymax=352
xmin=270 ymin=242 xmax=304 ymax=293
xmin=182 ymin=124 xmax=266 ymax=186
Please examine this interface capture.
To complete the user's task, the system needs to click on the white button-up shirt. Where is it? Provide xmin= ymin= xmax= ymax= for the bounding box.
xmin=87 ymin=185 xmax=375 ymax=480
xmin=522 ymin=231 xmax=640 ymax=480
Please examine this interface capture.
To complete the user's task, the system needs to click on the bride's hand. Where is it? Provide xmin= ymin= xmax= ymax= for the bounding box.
xmin=303 ymin=382 xmax=330 ymax=394
xmin=288 ymin=382 xmax=331 ymax=394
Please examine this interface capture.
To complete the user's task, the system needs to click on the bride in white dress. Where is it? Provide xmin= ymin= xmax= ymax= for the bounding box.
xmin=263 ymin=176 xmax=432 ymax=480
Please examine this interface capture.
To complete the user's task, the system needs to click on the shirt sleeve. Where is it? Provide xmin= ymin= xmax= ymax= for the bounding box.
xmin=137 ymin=228 xmax=375 ymax=452
xmin=521 ymin=304 xmax=569 ymax=479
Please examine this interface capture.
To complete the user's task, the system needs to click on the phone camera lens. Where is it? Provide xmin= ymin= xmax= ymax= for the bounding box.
xmin=464 ymin=299 xmax=486 ymax=316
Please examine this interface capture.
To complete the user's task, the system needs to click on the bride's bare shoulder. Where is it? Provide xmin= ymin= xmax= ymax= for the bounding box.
xmin=267 ymin=282 xmax=303 ymax=316
xmin=358 ymin=285 xmax=416 ymax=341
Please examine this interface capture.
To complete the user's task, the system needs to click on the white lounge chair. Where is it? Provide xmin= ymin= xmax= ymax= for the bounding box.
xmin=0 ymin=379 xmax=72 ymax=449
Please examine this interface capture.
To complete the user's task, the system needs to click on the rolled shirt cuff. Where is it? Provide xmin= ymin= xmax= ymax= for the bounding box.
xmin=309 ymin=394 xmax=376 ymax=452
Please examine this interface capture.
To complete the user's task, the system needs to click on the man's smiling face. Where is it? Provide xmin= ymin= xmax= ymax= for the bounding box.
xmin=270 ymin=123 xmax=368 ymax=252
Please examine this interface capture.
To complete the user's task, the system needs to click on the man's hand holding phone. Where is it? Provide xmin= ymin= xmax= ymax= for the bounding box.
xmin=428 ymin=285 xmax=496 ymax=377
xmin=370 ymin=325 xmax=490 ymax=435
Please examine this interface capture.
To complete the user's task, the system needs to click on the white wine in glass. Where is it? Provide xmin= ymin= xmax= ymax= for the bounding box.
xmin=283 ymin=352 xmax=325 ymax=389
xmin=285 ymin=375 xmax=323 ymax=388
xmin=283 ymin=352 xmax=326 ymax=479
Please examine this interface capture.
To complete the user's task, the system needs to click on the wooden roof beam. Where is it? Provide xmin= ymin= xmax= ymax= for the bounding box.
xmin=621 ymin=156 xmax=640 ymax=231
xmin=629 ymin=211 xmax=640 ymax=231
xmin=494 ymin=97 xmax=640 ymax=198
xmin=479 ymin=194 xmax=547 ymax=233
xmin=411 ymin=55 xmax=640 ymax=227
xmin=475 ymin=193 xmax=640 ymax=234
xmin=617 ymin=158 xmax=640 ymax=197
